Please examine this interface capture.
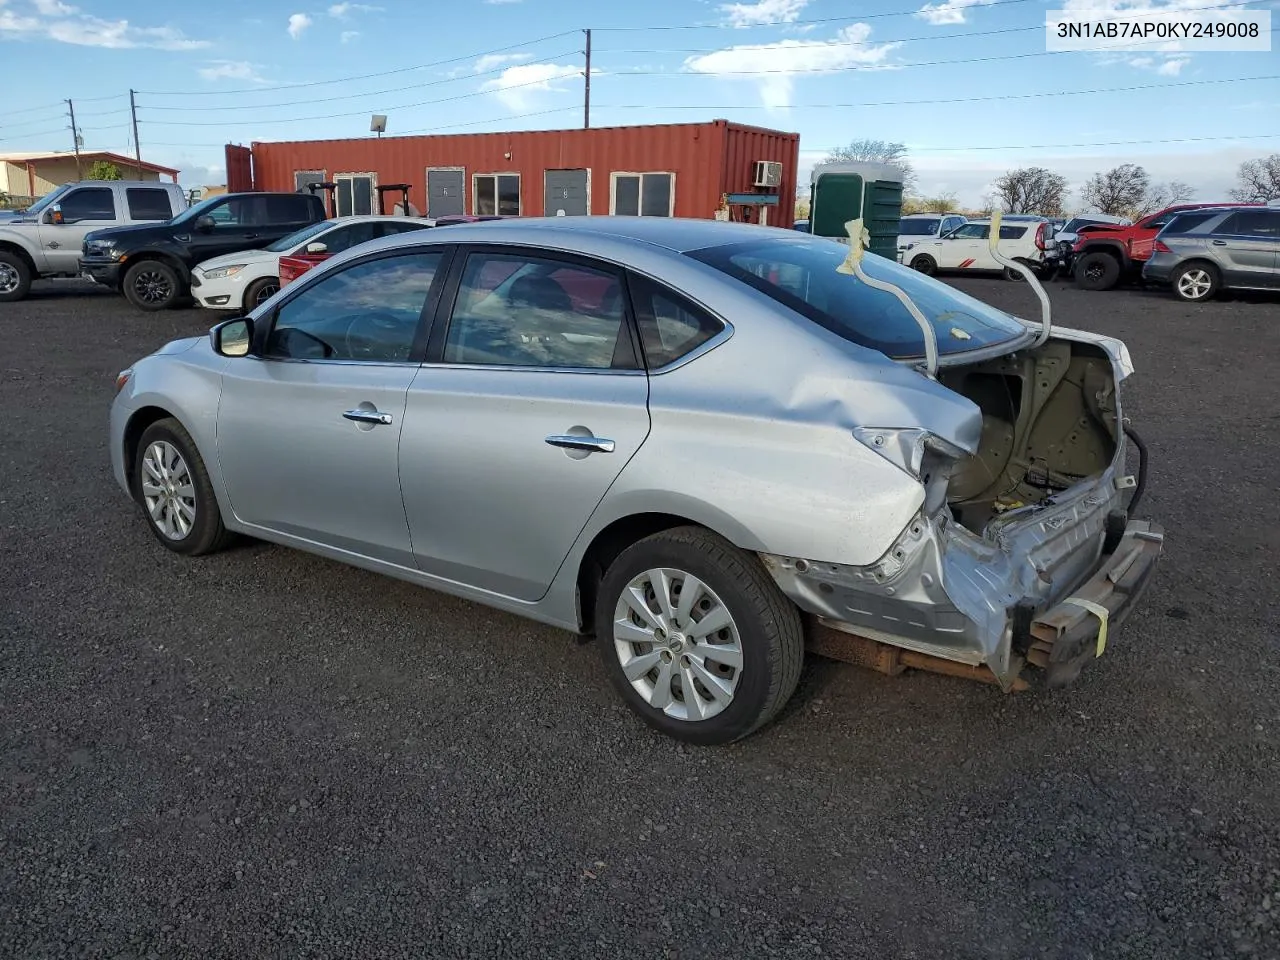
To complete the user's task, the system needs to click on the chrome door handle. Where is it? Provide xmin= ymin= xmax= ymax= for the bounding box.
xmin=545 ymin=434 xmax=615 ymax=453
xmin=343 ymin=409 xmax=393 ymax=425
xmin=1211 ymin=239 xmax=1227 ymax=246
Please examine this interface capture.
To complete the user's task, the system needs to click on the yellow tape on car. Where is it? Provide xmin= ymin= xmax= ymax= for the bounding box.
xmin=1062 ymin=597 xmax=1110 ymax=657
xmin=836 ymin=218 xmax=872 ymax=275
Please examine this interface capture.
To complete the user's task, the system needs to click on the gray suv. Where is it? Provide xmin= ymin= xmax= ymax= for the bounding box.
xmin=1143 ymin=205 xmax=1280 ymax=302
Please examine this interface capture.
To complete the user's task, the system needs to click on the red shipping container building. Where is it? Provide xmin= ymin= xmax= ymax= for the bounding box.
xmin=225 ymin=119 xmax=799 ymax=226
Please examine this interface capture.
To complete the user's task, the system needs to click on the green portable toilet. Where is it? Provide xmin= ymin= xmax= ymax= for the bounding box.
xmin=809 ymin=162 xmax=904 ymax=260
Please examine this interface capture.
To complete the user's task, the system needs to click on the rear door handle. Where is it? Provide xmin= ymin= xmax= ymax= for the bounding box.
xmin=545 ymin=434 xmax=615 ymax=453
xmin=344 ymin=409 xmax=393 ymax=425
xmin=1211 ymin=239 xmax=1227 ymax=246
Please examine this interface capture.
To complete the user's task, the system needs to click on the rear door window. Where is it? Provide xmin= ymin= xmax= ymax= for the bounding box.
xmin=687 ymin=237 xmax=1026 ymax=359
xmin=264 ymin=194 xmax=315 ymax=224
xmin=1219 ymin=210 xmax=1280 ymax=238
xmin=126 ymin=188 xmax=173 ymax=221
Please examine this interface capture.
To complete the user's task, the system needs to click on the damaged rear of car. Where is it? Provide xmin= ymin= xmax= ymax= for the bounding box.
xmin=686 ymin=222 xmax=1163 ymax=692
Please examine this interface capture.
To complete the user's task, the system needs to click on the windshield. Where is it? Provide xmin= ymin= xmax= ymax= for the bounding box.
xmin=899 ymin=218 xmax=941 ymax=236
xmin=267 ymin=219 xmax=333 ymax=252
xmin=171 ymin=194 xmax=228 ymax=225
xmin=687 ymin=238 xmax=1027 ymax=359
xmin=24 ymin=184 xmax=74 ymax=216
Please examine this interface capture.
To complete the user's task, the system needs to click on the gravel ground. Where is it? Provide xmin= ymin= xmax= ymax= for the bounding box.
xmin=1 ymin=276 xmax=1278 ymax=960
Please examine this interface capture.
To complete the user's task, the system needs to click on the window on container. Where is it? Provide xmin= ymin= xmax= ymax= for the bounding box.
xmin=126 ymin=187 xmax=173 ymax=221
xmin=474 ymin=174 xmax=520 ymax=216
xmin=293 ymin=170 xmax=326 ymax=191
xmin=335 ymin=173 xmax=377 ymax=217
xmin=611 ymin=173 xmax=674 ymax=217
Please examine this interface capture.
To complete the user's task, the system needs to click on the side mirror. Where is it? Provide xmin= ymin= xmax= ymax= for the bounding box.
xmin=195 ymin=215 xmax=216 ymax=233
xmin=305 ymin=241 xmax=327 ymax=254
xmin=46 ymin=205 xmax=64 ymax=225
xmin=210 ymin=317 xmax=253 ymax=357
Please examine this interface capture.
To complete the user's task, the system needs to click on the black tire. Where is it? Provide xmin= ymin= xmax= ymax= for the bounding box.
xmin=1170 ymin=261 xmax=1220 ymax=302
xmin=123 ymin=259 xmax=184 ymax=311
xmin=1002 ymin=262 xmax=1027 ymax=282
xmin=909 ymin=254 xmax=937 ymax=276
xmin=0 ymin=250 xmax=33 ymax=303
xmin=1074 ymin=251 xmax=1122 ymax=291
xmin=243 ymin=276 xmax=280 ymax=313
xmin=595 ymin=525 xmax=804 ymax=745
xmin=133 ymin=417 xmax=233 ymax=556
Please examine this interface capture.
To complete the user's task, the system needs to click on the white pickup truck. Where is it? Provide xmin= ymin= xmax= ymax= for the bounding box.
xmin=0 ymin=180 xmax=189 ymax=302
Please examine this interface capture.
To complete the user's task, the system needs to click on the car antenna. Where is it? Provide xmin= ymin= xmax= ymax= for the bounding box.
xmin=985 ymin=210 xmax=1052 ymax=347
xmin=838 ymin=218 xmax=939 ymax=378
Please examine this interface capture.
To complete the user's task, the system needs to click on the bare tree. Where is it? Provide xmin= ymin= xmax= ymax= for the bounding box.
xmin=1230 ymin=154 xmax=1280 ymax=203
xmin=1135 ymin=179 xmax=1195 ymax=217
xmin=823 ymin=138 xmax=918 ymax=196
xmin=1081 ymin=164 xmax=1194 ymax=218
xmin=990 ymin=167 xmax=1068 ymax=215
xmin=1081 ymin=164 xmax=1149 ymax=216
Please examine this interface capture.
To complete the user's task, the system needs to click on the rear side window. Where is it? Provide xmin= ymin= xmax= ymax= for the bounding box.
xmin=264 ymin=194 xmax=316 ymax=223
xmin=321 ymin=221 xmax=378 ymax=253
xmin=125 ymin=188 xmax=173 ymax=221
xmin=1161 ymin=211 xmax=1217 ymax=235
xmin=999 ymin=224 xmax=1029 ymax=240
xmin=59 ymin=187 xmax=116 ymax=221
xmin=687 ymin=237 xmax=1026 ymax=360
xmin=629 ymin=275 xmax=723 ymax=368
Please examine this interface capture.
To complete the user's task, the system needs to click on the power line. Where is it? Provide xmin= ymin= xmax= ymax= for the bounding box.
xmin=138 ymin=73 xmax=586 ymax=126
xmin=592 ymin=0 xmax=1040 ymax=30
xmin=0 ymin=126 xmax=69 ymax=143
xmin=138 ymin=30 xmax=581 ymax=97
xmin=808 ymin=132 xmax=1280 ymax=153
xmin=140 ymin=52 xmax=580 ymax=113
xmin=597 ymin=73 xmax=1280 ymax=111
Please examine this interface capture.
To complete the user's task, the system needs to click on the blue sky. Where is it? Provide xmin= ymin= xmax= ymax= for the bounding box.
xmin=1 ymin=0 xmax=1277 ymax=206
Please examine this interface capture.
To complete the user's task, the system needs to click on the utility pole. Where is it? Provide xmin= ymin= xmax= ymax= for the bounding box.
xmin=583 ymin=28 xmax=591 ymax=130
xmin=66 ymin=98 xmax=82 ymax=178
xmin=130 ymin=89 xmax=142 ymax=178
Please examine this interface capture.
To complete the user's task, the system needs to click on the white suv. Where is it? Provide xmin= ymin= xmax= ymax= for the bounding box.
xmin=901 ymin=217 xmax=1054 ymax=280
xmin=896 ymin=213 xmax=967 ymax=260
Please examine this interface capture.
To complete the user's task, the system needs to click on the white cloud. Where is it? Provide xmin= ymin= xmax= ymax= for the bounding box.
xmin=287 ymin=12 xmax=312 ymax=38
xmin=340 ymin=29 xmax=359 ymax=42
xmin=684 ymin=24 xmax=899 ymax=109
xmin=197 ymin=59 xmax=266 ymax=83
xmin=719 ymin=0 xmax=810 ymax=27
xmin=327 ymin=2 xmax=380 ymax=16
xmin=480 ymin=62 xmax=581 ymax=110
xmin=914 ymin=0 xmax=996 ymax=26
xmin=474 ymin=52 xmax=532 ymax=73
xmin=0 ymin=1 xmax=209 ymax=49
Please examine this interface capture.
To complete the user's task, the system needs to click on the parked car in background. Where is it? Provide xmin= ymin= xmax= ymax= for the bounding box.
xmin=1071 ymin=203 xmax=1262 ymax=291
xmin=1045 ymin=213 xmax=1129 ymax=275
xmin=902 ymin=216 xmax=1054 ymax=280
xmin=433 ymin=214 xmax=506 ymax=227
xmin=193 ymin=215 xmax=437 ymax=310
xmin=0 ymin=180 xmax=189 ymax=303
xmin=896 ymin=213 xmax=967 ymax=261
xmin=793 ymin=218 xmax=811 ymax=233
xmin=109 ymin=217 xmax=1160 ymax=744
xmin=80 ymin=191 xmax=326 ymax=312
xmin=1142 ymin=205 xmax=1280 ymax=301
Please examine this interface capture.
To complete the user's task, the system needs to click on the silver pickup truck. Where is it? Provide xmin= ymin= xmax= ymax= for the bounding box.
xmin=0 ymin=180 xmax=189 ymax=302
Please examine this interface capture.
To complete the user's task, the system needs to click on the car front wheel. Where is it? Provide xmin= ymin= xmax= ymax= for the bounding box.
xmin=124 ymin=260 xmax=184 ymax=311
xmin=133 ymin=418 xmax=233 ymax=555
xmin=596 ymin=526 xmax=804 ymax=745
xmin=1074 ymin=251 xmax=1122 ymax=291
xmin=909 ymin=254 xmax=937 ymax=275
xmin=243 ymin=276 xmax=280 ymax=312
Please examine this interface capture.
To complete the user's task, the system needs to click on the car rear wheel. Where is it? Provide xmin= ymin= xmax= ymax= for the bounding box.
xmin=0 ymin=251 xmax=32 ymax=302
xmin=243 ymin=276 xmax=280 ymax=313
xmin=1074 ymin=251 xmax=1121 ymax=291
xmin=133 ymin=418 xmax=233 ymax=556
xmin=1171 ymin=261 xmax=1220 ymax=302
xmin=596 ymin=526 xmax=804 ymax=745
xmin=124 ymin=260 xmax=184 ymax=311
xmin=909 ymin=254 xmax=937 ymax=276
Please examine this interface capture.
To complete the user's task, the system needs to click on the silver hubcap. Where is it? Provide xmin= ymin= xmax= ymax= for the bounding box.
xmin=1177 ymin=269 xmax=1212 ymax=300
xmin=134 ymin=269 xmax=172 ymax=303
xmin=612 ymin=568 xmax=744 ymax=722
xmin=0 ymin=261 xmax=19 ymax=294
xmin=141 ymin=441 xmax=196 ymax=540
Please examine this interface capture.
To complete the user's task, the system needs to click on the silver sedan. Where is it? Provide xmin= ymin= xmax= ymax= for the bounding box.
xmin=110 ymin=217 xmax=1164 ymax=744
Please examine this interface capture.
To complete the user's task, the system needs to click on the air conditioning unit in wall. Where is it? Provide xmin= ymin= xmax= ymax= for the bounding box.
xmin=753 ymin=160 xmax=783 ymax=188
